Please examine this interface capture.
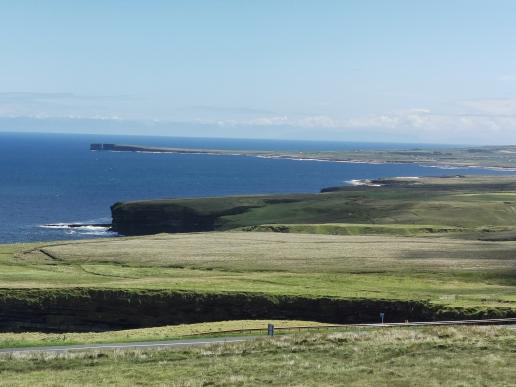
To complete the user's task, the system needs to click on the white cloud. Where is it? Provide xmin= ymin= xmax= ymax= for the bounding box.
xmin=215 ymin=115 xmax=341 ymax=128
xmin=2 ymin=91 xmax=516 ymax=144
xmin=212 ymin=105 xmax=516 ymax=135
xmin=298 ymin=115 xmax=340 ymax=128
xmin=343 ymin=108 xmax=516 ymax=134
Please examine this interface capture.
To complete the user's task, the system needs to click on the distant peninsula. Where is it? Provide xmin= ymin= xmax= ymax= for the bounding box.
xmin=91 ymin=143 xmax=516 ymax=170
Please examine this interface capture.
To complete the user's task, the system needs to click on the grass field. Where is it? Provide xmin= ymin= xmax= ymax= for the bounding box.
xmin=111 ymin=176 xmax=516 ymax=236
xmin=2 ymin=231 xmax=515 ymax=309
xmin=0 ymin=320 xmax=326 ymax=349
xmin=242 ymin=223 xmax=467 ymax=236
xmin=1 ymin=326 xmax=514 ymax=386
xmin=221 ymin=177 xmax=516 ymax=230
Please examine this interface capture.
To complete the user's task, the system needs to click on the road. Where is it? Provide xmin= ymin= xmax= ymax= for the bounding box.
xmin=0 ymin=336 xmax=258 ymax=354
xmin=2 ymin=319 xmax=515 ymax=354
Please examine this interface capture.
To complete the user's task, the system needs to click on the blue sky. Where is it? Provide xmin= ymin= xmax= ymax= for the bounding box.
xmin=1 ymin=1 xmax=516 ymax=144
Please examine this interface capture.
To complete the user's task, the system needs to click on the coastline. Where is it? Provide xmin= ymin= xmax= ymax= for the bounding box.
xmin=90 ymin=143 xmax=516 ymax=171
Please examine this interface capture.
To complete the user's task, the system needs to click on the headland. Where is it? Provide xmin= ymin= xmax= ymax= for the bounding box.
xmin=91 ymin=143 xmax=516 ymax=170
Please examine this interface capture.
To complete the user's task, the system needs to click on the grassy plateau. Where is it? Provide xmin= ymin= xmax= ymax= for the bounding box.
xmin=3 ymin=231 xmax=515 ymax=310
xmin=0 ymin=320 xmax=327 ymax=349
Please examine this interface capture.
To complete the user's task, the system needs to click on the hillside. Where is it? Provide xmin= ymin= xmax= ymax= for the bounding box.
xmin=111 ymin=176 xmax=516 ymax=236
xmin=2 ymin=231 xmax=515 ymax=331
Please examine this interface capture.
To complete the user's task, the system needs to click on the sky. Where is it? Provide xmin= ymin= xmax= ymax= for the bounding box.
xmin=1 ymin=0 xmax=516 ymax=144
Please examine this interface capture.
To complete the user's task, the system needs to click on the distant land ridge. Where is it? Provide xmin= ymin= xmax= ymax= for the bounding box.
xmin=90 ymin=143 xmax=246 ymax=155
xmin=90 ymin=143 xmax=516 ymax=170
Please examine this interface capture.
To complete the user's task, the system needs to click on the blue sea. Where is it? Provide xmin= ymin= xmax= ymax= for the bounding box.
xmin=1 ymin=132 xmax=514 ymax=243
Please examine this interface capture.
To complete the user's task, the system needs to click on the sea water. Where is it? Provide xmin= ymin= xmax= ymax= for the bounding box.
xmin=0 ymin=132 xmax=513 ymax=243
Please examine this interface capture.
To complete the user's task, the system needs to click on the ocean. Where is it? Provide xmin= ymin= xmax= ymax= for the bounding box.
xmin=1 ymin=132 xmax=513 ymax=243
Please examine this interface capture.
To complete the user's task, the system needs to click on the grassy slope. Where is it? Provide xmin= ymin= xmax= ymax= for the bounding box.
xmin=0 ymin=320 xmax=326 ymax=349
xmin=242 ymin=223 xmax=466 ymax=236
xmin=1 ymin=326 xmax=514 ymax=386
xmin=112 ymin=176 xmax=516 ymax=235
xmin=222 ymin=177 xmax=516 ymax=229
xmin=3 ymin=231 xmax=516 ymax=309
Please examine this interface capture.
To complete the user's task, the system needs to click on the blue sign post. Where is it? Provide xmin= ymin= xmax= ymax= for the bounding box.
xmin=267 ymin=323 xmax=275 ymax=336
xmin=380 ymin=312 xmax=385 ymax=324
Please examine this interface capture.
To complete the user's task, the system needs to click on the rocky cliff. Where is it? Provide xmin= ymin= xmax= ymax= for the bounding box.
xmin=110 ymin=195 xmax=285 ymax=235
xmin=3 ymin=288 xmax=508 ymax=332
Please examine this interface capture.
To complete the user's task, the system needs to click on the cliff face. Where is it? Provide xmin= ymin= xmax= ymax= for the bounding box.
xmin=110 ymin=197 xmax=269 ymax=235
xmin=0 ymin=288 xmax=458 ymax=332
xmin=2 ymin=288 xmax=512 ymax=332
xmin=111 ymin=202 xmax=217 ymax=235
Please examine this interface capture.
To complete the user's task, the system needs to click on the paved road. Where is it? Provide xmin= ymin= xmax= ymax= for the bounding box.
xmin=2 ymin=318 xmax=515 ymax=354
xmin=0 ymin=336 xmax=259 ymax=354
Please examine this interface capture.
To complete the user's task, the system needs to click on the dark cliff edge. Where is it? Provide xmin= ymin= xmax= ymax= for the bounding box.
xmin=2 ymin=288 xmax=513 ymax=332
xmin=90 ymin=143 xmax=252 ymax=155
xmin=111 ymin=201 xmax=218 ymax=235
xmin=110 ymin=194 xmax=310 ymax=235
xmin=110 ymin=198 xmax=267 ymax=235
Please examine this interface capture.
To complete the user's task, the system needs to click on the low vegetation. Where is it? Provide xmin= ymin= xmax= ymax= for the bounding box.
xmin=1 ymin=326 xmax=514 ymax=386
xmin=5 ymin=231 xmax=515 ymax=309
xmin=241 ymin=223 xmax=466 ymax=236
xmin=0 ymin=320 xmax=325 ymax=349
xmin=111 ymin=176 xmax=516 ymax=235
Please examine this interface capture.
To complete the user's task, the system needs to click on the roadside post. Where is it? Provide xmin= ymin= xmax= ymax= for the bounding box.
xmin=267 ymin=323 xmax=275 ymax=336
xmin=380 ymin=312 xmax=385 ymax=324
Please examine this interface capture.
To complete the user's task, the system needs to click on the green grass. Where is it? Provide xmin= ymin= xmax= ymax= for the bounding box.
xmin=0 ymin=320 xmax=325 ymax=349
xmin=223 ymin=187 xmax=516 ymax=229
xmin=112 ymin=176 xmax=516 ymax=235
xmin=242 ymin=223 xmax=466 ymax=236
xmin=0 ymin=326 xmax=514 ymax=386
xmin=90 ymin=176 xmax=516 ymax=312
xmin=2 ymin=232 xmax=516 ymax=309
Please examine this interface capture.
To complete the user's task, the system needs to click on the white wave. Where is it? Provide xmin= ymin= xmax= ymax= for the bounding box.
xmin=345 ymin=179 xmax=383 ymax=187
xmin=424 ymin=164 xmax=462 ymax=170
xmin=40 ymin=223 xmax=72 ymax=229
xmin=76 ymin=225 xmax=111 ymax=231
xmin=80 ymin=229 xmax=116 ymax=236
xmin=39 ymin=223 xmax=116 ymax=236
